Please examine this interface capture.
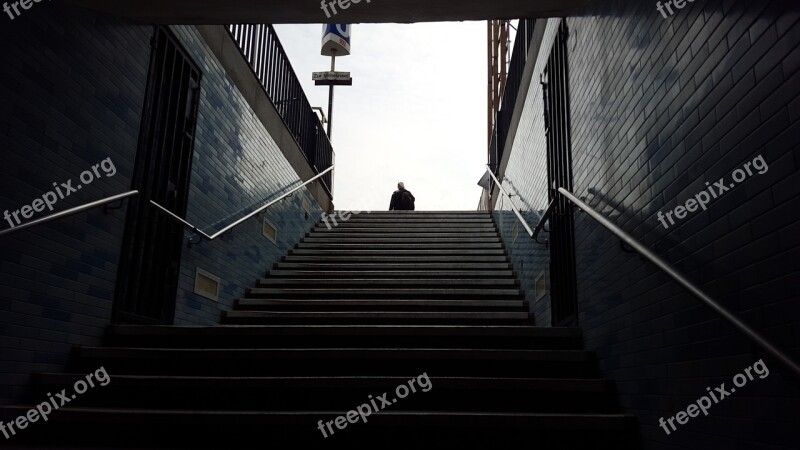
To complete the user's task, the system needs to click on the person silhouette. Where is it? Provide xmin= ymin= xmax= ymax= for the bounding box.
xmin=389 ymin=182 xmax=415 ymax=211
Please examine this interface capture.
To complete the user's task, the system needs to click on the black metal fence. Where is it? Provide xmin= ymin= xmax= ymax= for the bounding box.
xmin=490 ymin=19 xmax=536 ymax=173
xmin=227 ymin=24 xmax=334 ymax=195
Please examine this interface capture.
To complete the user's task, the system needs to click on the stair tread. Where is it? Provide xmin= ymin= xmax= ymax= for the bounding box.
xmin=306 ymin=236 xmax=500 ymax=242
xmin=76 ymin=347 xmax=593 ymax=361
xmin=0 ymin=405 xmax=632 ymax=421
xmin=108 ymin=324 xmax=580 ymax=336
xmin=247 ymin=288 xmax=523 ymax=293
xmin=295 ymin=244 xmax=504 ymax=249
xmin=225 ymin=312 xmax=531 ymax=318
xmin=274 ymin=264 xmax=513 ymax=270
xmin=32 ymin=374 xmax=609 ymax=387
xmin=257 ymin=278 xmax=518 ymax=284
xmin=311 ymin=229 xmax=497 ymax=232
xmin=290 ymin=250 xmax=506 ymax=255
xmin=266 ymin=270 xmax=515 ymax=277
xmin=236 ymin=299 xmax=525 ymax=305
xmin=283 ymin=256 xmax=509 ymax=260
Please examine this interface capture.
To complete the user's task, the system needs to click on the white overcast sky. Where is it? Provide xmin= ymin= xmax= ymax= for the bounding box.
xmin=274 ymin=22 xmax=488 ymax=211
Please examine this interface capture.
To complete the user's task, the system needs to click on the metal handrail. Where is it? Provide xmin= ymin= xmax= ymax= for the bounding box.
xmin=0 ymin=191 xmax=139 ymax=238
xmin=151 ymin=165 xmax=335 ymax=246
xmin=484 ymin=166 xmax=535 ymax=237
xmin=547 ymin=186 xmax=800 ymax=378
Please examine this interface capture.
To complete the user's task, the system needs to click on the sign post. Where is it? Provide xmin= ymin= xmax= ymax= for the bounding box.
xmin=317 ymin=24 xmax=353 ymax=140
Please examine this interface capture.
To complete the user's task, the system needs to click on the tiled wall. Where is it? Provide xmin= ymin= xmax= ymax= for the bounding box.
xmin=493 ymin=207 xmax=550 ymax=324
xmin=169 ymin=26 xmax=322 ymax=325
xmin=0 ymin=9 xmax=324 ymax=403
xmin=493 ymin=20 xmax=561 ymax=327
xmin=496 ymin=0 xmax=800 ymax=448
xmin=0 ymin=5 xmax=151 ymax=403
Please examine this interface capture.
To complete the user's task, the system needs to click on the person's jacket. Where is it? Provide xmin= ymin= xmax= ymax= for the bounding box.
xmin=389 ymin=188 xmax=415 ymax=210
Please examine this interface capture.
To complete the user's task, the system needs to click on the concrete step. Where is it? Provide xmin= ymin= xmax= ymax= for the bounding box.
xmin=274 ymin=262 xmax=513 ymax=270
xmin=325 ymin=221 xmax=494 ymax=227
xmin=221 ymin=311 xmax=534 ymax=325
xmin=244 ymin=288 xmax=524 ymax=299
xmin=265 ymin=269 xmax=516 ymax=278
xmin=288 ymin=249 xmax=507 ymax=256
xmin=328 ymin=222 xmax=495 ymax=228
xmin=70 ymin=347 xmax=599 ymax=377
xmin=0 ymin=407 xmax=639 ymax=448
xmin=233 ymin=298 xmax=526 ymax=312
xmin=26 ymin=374 xmax=619 ymax=413
xmin=301 ymin=236 xmax=502 ymax=243
xmin=294 ymin=243 xmax=505 ymax=250
xmin=255 ymin=278 xmax=519 ymax=288
xmin=282 ymin=255 xmax=511 ymax=263
xmin=327 ymin=217 xmax=494 ymax=223
xmin=307 ymin=232 xmax=500 ymax=239
xmin=339 ymin=211 xmax=490 ymax=216
xmin=105 ymin=325 xmax=583 ymax=350
xmin=309 ymin=230 xmax=500 ymax=236
xmin=313 ymin=224 xmax=495 ymax=230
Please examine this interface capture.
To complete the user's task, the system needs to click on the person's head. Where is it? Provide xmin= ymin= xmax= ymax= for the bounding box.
xmin=397 ymin=182 xmax=405 ymax=190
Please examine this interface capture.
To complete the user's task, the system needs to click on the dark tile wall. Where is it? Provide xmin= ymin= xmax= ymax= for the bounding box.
xmin=493 ymin=207 xmax=550 ymax=325
xmin=0 ymin=12 xmax=324 ymax=403
xmin=493 ymin=21 xmax=562 ymax=327
xmin=0 ymin=5 xmax=151 ymax=403
xmin=497 ymin=0 xmax=800 ymax=448
xmin=169 ymin=25 xmax=322 ymax=326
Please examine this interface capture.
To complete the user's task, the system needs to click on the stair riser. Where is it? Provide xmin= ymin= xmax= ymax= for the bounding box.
xmin=325 ymin=219 xmax=495 ymax=223
xmin=312 ymin=226 xmax=497 ymax=232
xmin=322 ymin=217 xmax=493 ymax=221
xmin=307 ymin=233 xmax=500 ymax=238
xmin=301 ymin=238 xmax=502 ymax=244
xmin=255 ymin=280 xmax=520 ymax=288
xmin=221 ymin=317 xmax=535 ymax=326
xmin=0 ymin=410 xmax=639 ymax=449
xmin=26 ymin=381 xmax=617 ymax=413
xmin=265 ymin=270 xmax=516 ymax=278
xmin=295 ymin=244 xmax=505 ymax=250
xmin=245 ymin=290 xmax=524 ymax=300
xmin=70 ymin=355 xmax=597 ymax=378
xmin=289 ymin=250 xmax=507 ymax=257
xmin=104 ymin=334 xmax=581 ymax=350
xmin=235 ymin=299 xmax=526 ymax=311
xmin=334 ymin=213 xmax=491 ymax=217
xmin=317 ymin=219 xmax=494 ymax=230
xmin=282 ymin=256 xmax=511 ymax=263
xmin=274 ymin=263 xmax=513 ymax=270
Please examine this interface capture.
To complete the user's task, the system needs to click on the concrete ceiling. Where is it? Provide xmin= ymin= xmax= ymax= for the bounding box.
xmin=60 ymin=0 xmax=590 ymax=24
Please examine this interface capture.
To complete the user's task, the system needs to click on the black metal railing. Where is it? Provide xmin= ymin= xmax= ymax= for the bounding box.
xmin=227 ymin=24 xmax=334 ymax=195
xmin=490 ymin=19 xmax=536 ymax=173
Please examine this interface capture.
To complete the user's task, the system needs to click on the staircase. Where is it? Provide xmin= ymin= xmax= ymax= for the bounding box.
xmin=1 ymin=211 xmax=640 ymax=448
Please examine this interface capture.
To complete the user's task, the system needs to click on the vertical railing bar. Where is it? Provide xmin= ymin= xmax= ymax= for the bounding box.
xmin=224 ymin=23 xmax=334 ymax=191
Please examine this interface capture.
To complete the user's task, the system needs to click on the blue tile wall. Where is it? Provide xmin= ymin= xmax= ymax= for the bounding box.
xmin=497 ymin=1 xmax=800 ymax=448
xmin=0 ymin=5 xmax=151 ymax=403
xmin=493 ymin=206 xmax=550 ymax=325
xmin=0 ymin=11 xmax=325 ymax=403
xmin=168 ymin=26 xmax=322 ymax=326
xmin=493 ymin=21 xmax=563 ymax=328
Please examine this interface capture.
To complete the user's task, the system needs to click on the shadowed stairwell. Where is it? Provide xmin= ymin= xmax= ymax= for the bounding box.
xmin=2 ymin=211 xmax=640 ymax=448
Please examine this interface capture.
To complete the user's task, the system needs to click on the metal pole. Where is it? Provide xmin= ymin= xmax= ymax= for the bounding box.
xmin=327 ymin=51 xmax=336 ymax=139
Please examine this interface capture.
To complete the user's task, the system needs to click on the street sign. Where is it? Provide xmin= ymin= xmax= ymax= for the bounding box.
xmin=313 ymin=71 xmax=351 ymax=81
xmin=313 ymin=71 xmax=353 ymax=86
xmin=322 ymin=24 xmax=351 ymax=56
